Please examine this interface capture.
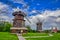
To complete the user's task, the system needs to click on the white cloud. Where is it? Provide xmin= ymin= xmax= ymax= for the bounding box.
xmin=11 ymin=0 xmax=30 ymax=13
xmin=0 ymin=16 xmax=9 ymax=19
xmin=0 ymin=2 xmax=8 ymax=10
xmin=11 ymin=0 xmax=29 ymax=9
xmin=0 ymin=2 xmax=13 ymax=23
xmin=31 ymin=10 xmax=37 ymax=13
xmin=0 ymin=15 xmax=11 ymax=22
xmin=11 ymin=0 xmax=25 ymax=4
xmin=0 ymin=2 xmax=11 ymax=14
xmin=13 ymin=7 xmax=21 ymax=12
xmin=56 ymin=18 xmax=60 ymax=22
xmin=42 ymin=10 xmax=60 ymax=17
xmin=25 ymin=10 xmax=60 ymax=30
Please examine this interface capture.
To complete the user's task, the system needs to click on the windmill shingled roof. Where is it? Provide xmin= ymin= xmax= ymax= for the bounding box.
xmin=12 ymin=11 xmax=26 ymax=16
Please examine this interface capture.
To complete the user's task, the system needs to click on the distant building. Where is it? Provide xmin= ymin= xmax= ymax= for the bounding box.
xmin=37 ymin=22 xmax=42 ymax=32
xmin=52 ymin=27 xmax=58 ymax=33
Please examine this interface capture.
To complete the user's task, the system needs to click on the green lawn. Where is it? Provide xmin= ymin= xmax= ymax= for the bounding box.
xmin=0 ymin=32 xmax=18 ymax=40
xmin=23 ymin=33 xmax=60 ymax=40
xmin=23 ymin=33 xmax=48 ymax=37
xmin=0 ymin=32 xmax=60 ymax=40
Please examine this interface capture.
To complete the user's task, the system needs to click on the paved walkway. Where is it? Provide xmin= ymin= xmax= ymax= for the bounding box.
xmin=17 ymin=34 xmax=26 ymax=40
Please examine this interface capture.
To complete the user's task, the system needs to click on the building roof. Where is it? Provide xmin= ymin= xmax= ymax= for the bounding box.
xmin=12 ymin=7 xmax=27 ymax=17
xmin=37 ymin=22 xmax=42 ymax=25
xmin=12 ymin=11 xmax=26 ymax=16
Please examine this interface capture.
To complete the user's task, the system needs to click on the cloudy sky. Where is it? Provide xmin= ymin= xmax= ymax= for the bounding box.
xmin=0 ymin=0 xmax=60 ymax=30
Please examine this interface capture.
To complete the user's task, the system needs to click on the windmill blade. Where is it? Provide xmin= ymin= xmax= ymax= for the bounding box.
xmin=25 ymin=17 xmax=31 ymax=23
xmin=22 ymin=4 xmax=29 ymax=9
xmin=22 ymin=1 xmax=30 ymax=9
xmin=21 ymin=2 xmax=31 ymax=23
xmin=22 ymin=12 xmax=31 ymax=23
xmin=36 ymin=10 xmax=41 ymax=14
xmin=36 ymin=17 xmax=41 ymax=22
xmin=23 ymin=14 xmax=31 ymax=23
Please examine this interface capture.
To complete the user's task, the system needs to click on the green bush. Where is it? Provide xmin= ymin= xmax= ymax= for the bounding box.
xmin=26 ymin=25 xmax=32 ymax=32
xmin=30 ymin=30 xmax=38 ymax=33
xmin=26 ymin=25 xmax=38 ymax=33
xmin=0 ymin=21 xmax=12 ymax=32
xmin=0 ymin=27 xmax=4 ymax=32
xmin=44 ymin=30 xmax=51 ymax=33
xmin=57 ymin=30 xmax=60 ymax=33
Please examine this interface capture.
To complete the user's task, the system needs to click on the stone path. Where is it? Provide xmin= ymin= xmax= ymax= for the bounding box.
xmin=48 ymin=34 xmax=53 ymax=36
xmin=17 ymin=34 xmax=26 ymax=40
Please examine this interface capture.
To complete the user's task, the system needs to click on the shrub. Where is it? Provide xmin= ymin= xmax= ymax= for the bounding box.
xmin=0 ymin=21 xmax=12 ymax=32
xmin=26 ymin=25 xmax=38 ymax=33
xmin=44 ymin=30 xmax=51 ymax=33
xmin=57 ymin=30 xmax=60 ymax=33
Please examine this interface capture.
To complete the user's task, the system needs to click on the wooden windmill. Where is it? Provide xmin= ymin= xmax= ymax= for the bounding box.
xmin=36 ymin=17 xmax=42 ymax=32
xmin=10 ymin=7 xmax=31 ymax=34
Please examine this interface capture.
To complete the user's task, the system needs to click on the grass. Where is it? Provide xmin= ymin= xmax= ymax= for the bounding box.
xmin=23 ymin=33 xmax=48 ymax=37
xmin=0 ymin=32 xmax=60 ymax=40
xmin=23 ymin=33 xmax=60 ymax=40
xmin=0 ymin=32 xmax=18 ymax=40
